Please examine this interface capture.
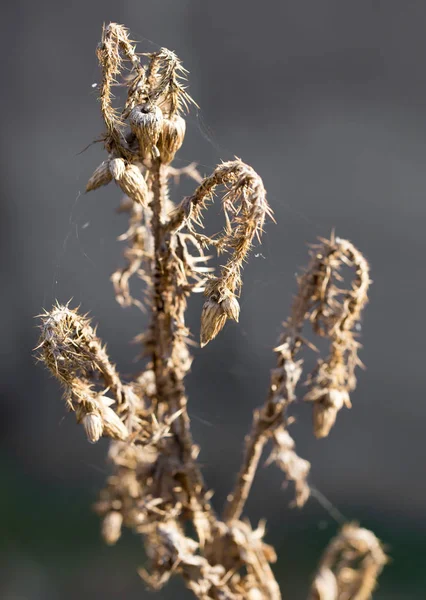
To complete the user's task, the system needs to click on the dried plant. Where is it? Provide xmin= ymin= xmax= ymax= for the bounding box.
xmin=36 ymin=23 xmax=387 ymax=599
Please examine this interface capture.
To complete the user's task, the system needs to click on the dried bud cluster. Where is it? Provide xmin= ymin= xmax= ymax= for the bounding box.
xmin=36 ymin=303 xmax=130 ymax=442
xmin=35 ymin=22 xmax=386 ymax=600
xmin=76 ymin=396 xmax=129 ymax=443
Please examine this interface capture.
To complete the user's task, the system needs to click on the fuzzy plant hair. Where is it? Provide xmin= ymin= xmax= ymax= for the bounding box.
xmin=36 ymin=23 xmax=387 ymax=600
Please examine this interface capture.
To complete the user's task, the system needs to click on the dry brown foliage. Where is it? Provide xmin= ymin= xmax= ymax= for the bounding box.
xmin=36 ymin=23 xmax=387 ymax=599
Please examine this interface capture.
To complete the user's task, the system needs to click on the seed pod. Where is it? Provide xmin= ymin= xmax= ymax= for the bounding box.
xmin=117 ymin=164 xmax=148 ymax=206
xmin=200 ymin=298 xmax=227 ymax=347
xmin=82 ymin=412 xmax=104 ymax=443
xmin=221 ymin=294 xmax=240 ymax=322
xmin=129 ymin=104 xmax=163 ymax=158
xmin=158 ymin=115 xmax=186 ymax=163
xmin=102 ymin=511 xmax=123 ymax=545
xmin=108 ymin=157 xmax=126 ymax=180
xmin=86 ymin=161 xmax=112 ymax=192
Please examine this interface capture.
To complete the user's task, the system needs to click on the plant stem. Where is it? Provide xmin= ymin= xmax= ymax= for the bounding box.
xmin=224 ymin=416 xmax=269 ymax=522
xmin=149 ymin=159 xmax=215 ymax=531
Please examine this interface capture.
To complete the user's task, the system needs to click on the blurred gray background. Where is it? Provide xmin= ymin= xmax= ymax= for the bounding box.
xmin=1 ymin=1 xmax=425 ymax=598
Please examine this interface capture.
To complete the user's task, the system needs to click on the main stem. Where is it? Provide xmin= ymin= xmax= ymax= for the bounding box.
xmin=150 ymin=159 xmax=214 ymax=529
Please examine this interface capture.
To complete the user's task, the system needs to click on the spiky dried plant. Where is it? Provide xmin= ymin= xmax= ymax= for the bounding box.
xmin=36 ymin=23 xmax=387 ymax=599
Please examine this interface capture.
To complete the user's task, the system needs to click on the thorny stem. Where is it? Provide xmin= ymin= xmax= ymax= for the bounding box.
xmin=224 ymin=335 xmax=302 ymax=522
xmin=150 ymin=160 xmax=189 ymax=454
xmin=149 ymin=158 xmax=214 ymax=531
xmin=150 ymin=159 xmax=171 ymax=400
xmin=226 ymin=235 xmax=371 ymax=521
xmin=224 ymin=417 xmax=270 ymax=523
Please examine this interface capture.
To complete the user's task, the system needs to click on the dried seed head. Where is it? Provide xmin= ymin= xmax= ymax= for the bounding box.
xmin=117 ymin=164 xmax=148 ymax=206
xmin=221 ymin=294 xmax=240 ymax=322
xmin=200 ymin=298 xmax=227 ymax=348
xmin=102 ymin=511 xmax=123 ymax=545
xmin=312 ymin=403 xmax=338 ymax=439
xmin=158 ymin=115 xmax=186 ymax=163
xmin=37 ymin=304 xmax=96 ymax=384
xmin=82 ymin=412 xmax=104 ymax=443
xmin=200 ymin=282 xmax=241 ymax=346
xmin=86 ymin=160 xmax=112 ymax=192
xmin=37 ymin=303 xmax=124 ymax=408
xmin=108 ymin=157 xmax=126 ymax=180
xmin=129 ymin=103 xmax=163 ymax=158
xmin=99 ymin=398 xmax=129 ymax=440
xmin=308 ymin=388 xmax=351 ymax=438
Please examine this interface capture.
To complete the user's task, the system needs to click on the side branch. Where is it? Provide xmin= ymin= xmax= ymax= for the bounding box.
xmin=36 ymin=303 xmax=130 ymax=443
xmin=168 ymin=159 xmax=273 ymax=346
xmin=302 ymin=236 xmax=371 ymax=437
xmin=97 ymin=23 xmax=144 ymax=155
xmin=224 ymin=334 xmax=309 ymax=522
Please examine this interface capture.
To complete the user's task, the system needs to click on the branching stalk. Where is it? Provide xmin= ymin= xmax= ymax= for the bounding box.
xmin=35 ymin=22 xmax=386 ymax=600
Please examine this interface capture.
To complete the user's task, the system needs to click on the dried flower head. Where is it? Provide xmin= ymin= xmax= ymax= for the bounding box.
xmin=158 ymin=115 xmax=186 ymax=163
xmin=129 ymin=103 xmax=164 ymax=159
